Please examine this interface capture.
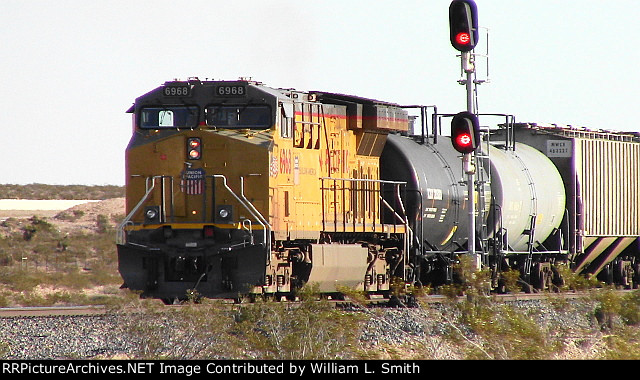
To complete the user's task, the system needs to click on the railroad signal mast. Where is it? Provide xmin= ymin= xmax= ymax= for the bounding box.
xmin=449 ymin=0 xmax=480 ymax=267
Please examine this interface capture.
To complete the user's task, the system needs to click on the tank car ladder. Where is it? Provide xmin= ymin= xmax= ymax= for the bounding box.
xmin=474 ymin=127 xmax=490 ymax=266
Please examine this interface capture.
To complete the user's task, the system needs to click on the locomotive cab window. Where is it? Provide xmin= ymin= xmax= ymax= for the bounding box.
xmin=280 ymin=102 xmax=293 ymax=138
xmin=205 ymin=105 xmax=271 ymax=129
xmin=139 ymin=106 xmax=199 ymax=129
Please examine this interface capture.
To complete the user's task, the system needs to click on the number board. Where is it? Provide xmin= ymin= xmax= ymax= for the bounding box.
xmin=216 ymin=85 xmax=246 ymax=97
xmin=163 ymin=85 xmax=192 ymax=97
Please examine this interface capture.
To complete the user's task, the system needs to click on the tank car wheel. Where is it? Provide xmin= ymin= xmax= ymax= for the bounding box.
xmin=623 ymin=261 xmax=634 ymax=290
xmin=533 ymin=262 xmax=553 ymax=291
xmin=614 ymin=260 xmax=634 ymax=289
xmin=161 ymin=297 xmax=180 ymax=305
xmin=234 ymin=296 xmax=249 ymax=304
xmin=551 ymin=264 xmax=564 ymax=291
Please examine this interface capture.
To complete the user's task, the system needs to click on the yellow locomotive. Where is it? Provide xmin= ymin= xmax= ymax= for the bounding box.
xmin=117 ymin=78 xmax=415 ymax=301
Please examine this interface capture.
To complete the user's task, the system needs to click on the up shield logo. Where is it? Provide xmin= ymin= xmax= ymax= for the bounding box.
xmin=181 ymin=168 xmax=206 ymax=195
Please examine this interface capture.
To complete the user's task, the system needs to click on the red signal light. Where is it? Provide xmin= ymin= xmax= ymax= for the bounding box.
xmin=456 ymin=32 xmax=471 ymax=45
xmin=456 ymin=132 xmax=472 ymax=147
xmin=451 ymin=112 xmax=480 ymax=154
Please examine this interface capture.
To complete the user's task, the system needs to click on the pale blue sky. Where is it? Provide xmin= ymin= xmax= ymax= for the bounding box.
xmin=1 ymin=0 xmax=637 ymax=185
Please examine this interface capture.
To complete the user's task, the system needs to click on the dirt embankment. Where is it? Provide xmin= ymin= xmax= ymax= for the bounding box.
xmin=52 ymin=198 xmax=126 ymax=234
xmin=0 ymin=198 xmax=126 ymax=234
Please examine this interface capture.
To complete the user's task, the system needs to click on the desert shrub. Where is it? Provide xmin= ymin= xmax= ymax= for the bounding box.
xmin=231 ymin=285 xmax=364 ymax=359
xmin=620 ymin=290 xmax=640 ymax=325
xmin=555 ymin=264 xmax=603 ymax=291
xmin=96 ymin=214 xmax=112 ymax=233
xmin=117 ymin=284 xmax=365 ymax=360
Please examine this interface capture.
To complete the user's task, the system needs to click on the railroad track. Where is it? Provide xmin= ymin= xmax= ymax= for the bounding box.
xmin=0 ymin=305 xmax=107 ymax=318
xmin=0 ymin=290 xmax=611 ymax=318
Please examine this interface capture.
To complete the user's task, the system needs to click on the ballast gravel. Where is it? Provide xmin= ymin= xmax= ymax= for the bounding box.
xmin=0 ymin=298 xmax=607 ymax=360
xmin=0 ymin=315 xmax=131 ymax=359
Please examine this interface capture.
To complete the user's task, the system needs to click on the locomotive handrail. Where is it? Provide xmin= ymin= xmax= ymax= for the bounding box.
xmin=320 ymin=176 xmax=413 ymax=281
xmin=319 ymin=177 xmax=409 ymax=230
xmin=240 ymin=176 xmax=270 ymax=229
xmin=210 ymin=174 xmax=271 ymax=253
xmin=319 ymin=177 xmax=406 ymax=185
xmin=240 ymin=175 xmax=271 ymax=250
xmin=116 ymin=175 xmax=165 ymax=245
xmin=116 ymin=174 xmax=271 ymax=252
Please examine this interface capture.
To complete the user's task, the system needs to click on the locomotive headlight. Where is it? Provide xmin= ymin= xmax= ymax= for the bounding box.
xmin=215 ymin=205 xmax=233 ymax=223
xmin=187 ymin=137 xmax=202 ymax=160
xmin=144 ymin=206 xmax=161 ymax=224
xmin=189 ymin=138 xmax=201 ymax=148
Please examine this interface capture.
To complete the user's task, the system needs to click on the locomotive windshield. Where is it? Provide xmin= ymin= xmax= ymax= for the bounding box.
xmin=205 ymin=105 xmax=271 ymax=129
xmin=140 ymin=106 xmax=199 ymax=129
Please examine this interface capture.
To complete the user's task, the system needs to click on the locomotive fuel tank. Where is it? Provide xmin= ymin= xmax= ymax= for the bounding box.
xmin=485 ymin=142 xmax=566 ymax=252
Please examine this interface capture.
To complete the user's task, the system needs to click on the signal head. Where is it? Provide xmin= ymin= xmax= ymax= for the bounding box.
xmin=451 ymin=111 xmax=480 ymax=154
xmin=449 ymin=0 xmax=479 ymax=52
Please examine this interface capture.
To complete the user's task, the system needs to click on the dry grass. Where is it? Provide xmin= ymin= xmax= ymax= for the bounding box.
xmin=0 ymin=198 xmax=125 ymax=307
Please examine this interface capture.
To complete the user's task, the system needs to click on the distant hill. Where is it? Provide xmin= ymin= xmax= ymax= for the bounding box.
xmin=0 ymin=184 xmax=124 ymax=200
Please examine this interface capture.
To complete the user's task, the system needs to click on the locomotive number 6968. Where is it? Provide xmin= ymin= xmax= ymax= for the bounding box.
xmin=216 ymin=85 xmax=246 ymax=97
